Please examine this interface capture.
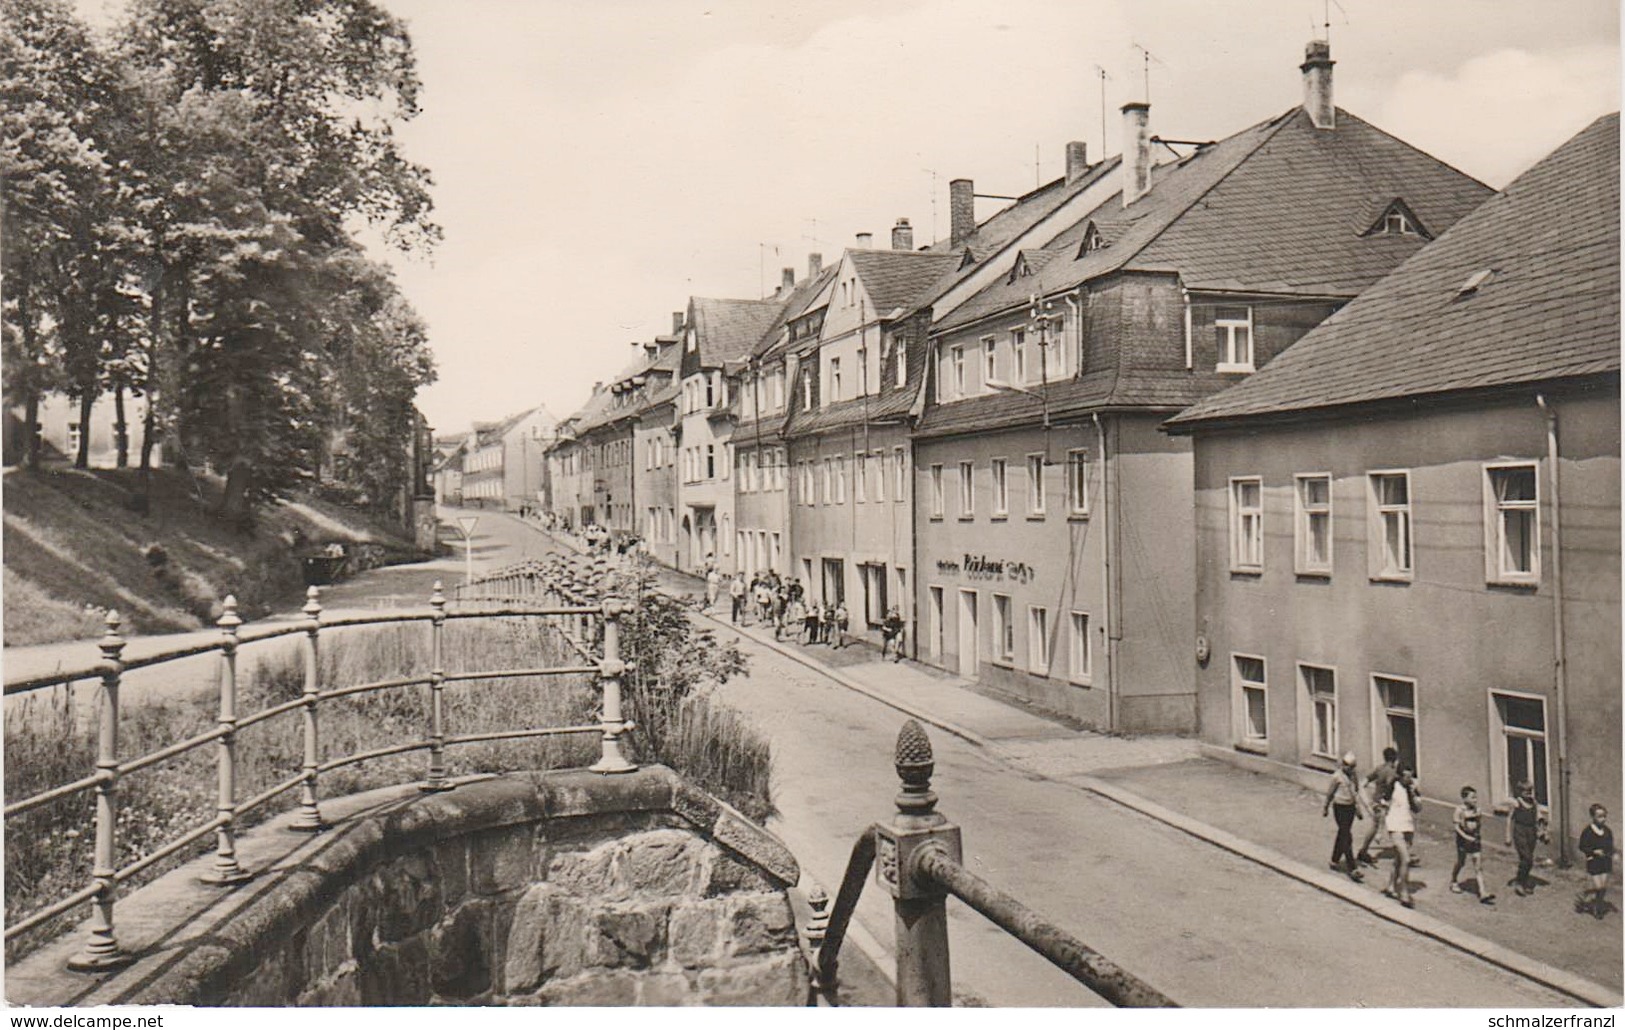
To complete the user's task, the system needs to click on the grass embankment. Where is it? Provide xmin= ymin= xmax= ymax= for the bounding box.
xmin=2 ymin=467 xmax=428 ymax=646
xmin=5 ymin=613 xmax=772 ymax=962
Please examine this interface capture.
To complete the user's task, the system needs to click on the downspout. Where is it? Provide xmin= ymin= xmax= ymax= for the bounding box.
xmin=1182 ymin=287 xmax=1193 ymax=370
xmin=1535 ymin=393 xmax=1571 ymax=866
xmin=1093 ymin=412 xmax=1116 ymax=732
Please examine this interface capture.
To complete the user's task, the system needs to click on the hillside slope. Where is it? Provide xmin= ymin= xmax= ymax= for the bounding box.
xmin=3 ymin=468 xmax=430 ymax=646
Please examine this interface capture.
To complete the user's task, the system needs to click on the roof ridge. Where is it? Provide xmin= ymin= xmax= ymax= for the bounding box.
xmin=1333 ymin=107 xmax=1495 ymax=194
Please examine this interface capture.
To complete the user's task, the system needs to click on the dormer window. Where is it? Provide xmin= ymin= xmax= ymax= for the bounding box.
xmin=685 ymin=327 xmax=697 ymax=352
xmin=1215 ymin=306 xmax=1254 ymax=373
xmin=1384 ymin=211 xmax=1415 ymax=235
xmin=1365 ymin=199 xmax=1431 ymax=240
xmin=957 ymin=248 xmax=977 ymax=270
xmin=1078 ymin=222 xmax=1106 ymax=255
xmin=1007 ymin=254 xmax=1032 ymax=284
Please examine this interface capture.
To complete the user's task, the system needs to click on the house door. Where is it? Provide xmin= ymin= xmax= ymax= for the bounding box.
xmin=957 ymin=589 xmax=978 ymax=678
xmin=822 ymin=558 xmax=845 ymax=605
xmin=928 ymin=586 xmax=944 ymax=660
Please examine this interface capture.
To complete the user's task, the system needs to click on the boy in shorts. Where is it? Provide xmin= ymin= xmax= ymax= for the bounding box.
xmin=1578 ymin=804 xmax=1614 ymax=919
xmin=1449 ymin=785 xmax=1495 ymax=904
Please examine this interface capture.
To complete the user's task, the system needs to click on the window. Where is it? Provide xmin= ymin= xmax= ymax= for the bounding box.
xmin=982 ymin=336 xmax=997 ymax=389
xmin=1066 ymin=450 xmax=1089 ymax=516
xmin=1294 ymin=474 xmax=1332 ymax=575
xmin=836 ymin=456 xmax=847 ymax=504
xmin=1384 ymin=211 xmax=1416 ymax=235
xmin=770 ymin=532 xmax=782 ymax=570
xmin=930 ymin=464 xmax=944 ymax=518
xmin=1012 ymin=329 xmax=1027 ymax=384
xmin=1230 ymin=477 xmax=1263 ymax=572
xmin=872 ymin=451 xmax=886 ymax=502
xmin=1485 ymin=464 xmax=1539 ymax=584
xmin=802 ymin=371 xmax=813 ymax=411
xmin=1027 ymin=454 xmax=1046 ymax=516
xmin=830 ymin=357 xmax=842 ymax=402
xmin=1043 ymin=315 xmax=1064 ymax=381
xmin=895 ymin=343 xmax=906 ymax=388
xmin=722 ymin=443 xmax=731 ymax=480
xmin=822 ymin=458 xmax=832 ymax=504
xmin=993 ymin=594 xmax=1014 ymax=662
xmin=856 ymin=346 xmax=868 ymax=395
xmin=1068 ymin=612 xmax=1092 ymax=686
xmin=1234 ymin=655 xmax=1268 ymax=748
xmin=951 ymin=346 xmax=966 ymax=397
xmin=705 ymin=374 xmax=715 ymax=407
xmin=1368 ymin=472 xmax=1412 ymax=580
xmin=773 ymin=369 xmax=785 ymax=410
xmin=1215 ymin=306 xmax=1254 ymax=372
xmin=1027 ymin=606 xmax=1050 ymax=674
xmin=991 ymin=458 xmax=1009 ymax=516
xmin=1491 ymin=691 xmax=1549 ymax=806
xmin=1372 ymin=675 xmax=1418 ymax=773
xmin=1300 ymin=664 xmax=1337 ymax=759
xmin=861 ymin=563 xmax=888 ymax=627
xmin=855 ymin=453 xmax=867 ymax=503
xmin=894 ymin=447 xmax=907 ymax=500
xmin=958 ymin=460 xmax=974 ymax=517
xmin=705 ymin=444 xmax=716 ymax=480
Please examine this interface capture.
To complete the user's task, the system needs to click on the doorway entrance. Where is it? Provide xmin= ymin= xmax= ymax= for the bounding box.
xmin=957 ymin=589 xmax=978 ymax=678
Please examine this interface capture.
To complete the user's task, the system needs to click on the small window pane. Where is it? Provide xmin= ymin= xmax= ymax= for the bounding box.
xmin=1504 ymin=696 xmax=1545 ymax=732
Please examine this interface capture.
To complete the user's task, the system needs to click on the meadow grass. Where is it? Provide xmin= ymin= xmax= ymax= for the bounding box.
xmin=5 ymin=612 xmax=770 ymax=961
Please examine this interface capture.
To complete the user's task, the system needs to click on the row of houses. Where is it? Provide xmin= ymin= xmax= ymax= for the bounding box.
xmin=542 ymin=42 xmax=1620 ymax=850
xmin=430 ymin=405 xmax=558 ymax=511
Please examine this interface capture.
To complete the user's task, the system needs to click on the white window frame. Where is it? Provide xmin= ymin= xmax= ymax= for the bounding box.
xmin=959 ymin=460 xmax=975 ymax=518
xmin=1233 ymin=653 xmax=1268 ymax=751
xmin=1293 ymin=473 xmax=1333 ymax=576
xmin=990 ymin=458 xmax=1009 ymax=516
xmin=1299 ymin=662 xmax=1338 ymax=761
xmin=993 ymin=593 xmax=1015 ymax=663
xmin=1011 ymin=327 xmax=1028 ymax=384
xmin=1367 ymin=470 xmax=1413 ymax=582
xmin=855 ymin=453 xmax=867 ymax=503
xmin=1484 ymin=462 xmax=1540 ymax=585
xmin=1488 ymin=689 xmax=1550 ymax=808
xmin=981 ymin=335 xmax=997 ymax=392
xmin=1066 ymin=449 xmax=1089 ymax=516
xmin=802 ymin=370 xmax=813 ymax=411
xmin=1027 ymin=605 xmax=1050 ymax=675
xmin=951 ymin=345 xmax=966 ymax=398
xmin=1027 ymin=454 xmax=1046 ymax=516
xmin=1229 ymin=476 xmax=1264 ymax=573
xmin=895 ymin=342 xmax=906 ymax=388
xmin=1068 ymin=611 xmax=1092 ymax=686
xmin=1370 ymin=673 xmax=1419 ymax=773
xmin=1215 ymin=305 xmax=1255 ymax=373
xmin=930 ymin=463 xmax=944 ymax=518
xmin=830 ymin=356 xmax=842 ymax=403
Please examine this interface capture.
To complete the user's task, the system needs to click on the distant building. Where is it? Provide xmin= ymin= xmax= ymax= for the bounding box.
xmin=462 ymin=406 xmax=556 ymax=511
xmin=1166 ymin=114 xmax=1620 ymax=859
xmin=4 ymin=391 xmax=162 ymax=469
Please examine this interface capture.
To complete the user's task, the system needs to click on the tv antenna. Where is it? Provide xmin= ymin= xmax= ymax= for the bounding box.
xmin=921 ymin=169 xmax=938 ymax=242
xmin=1320 ymin=0 xmax=1348 ymax=45
xmin=1092 ymin=64 xmax=1112 ymax=157
xmin=1130 ymin=42 xmax=1165 ymax=104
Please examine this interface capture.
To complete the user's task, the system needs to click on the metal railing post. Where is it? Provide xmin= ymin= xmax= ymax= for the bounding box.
xmin=290 ymin=587 xmax=326 ymax=831
xmin=589 ymin=598 xmax=636 ymax=774
xmin=421 ymin=582 xmax=453 ymax=792
xmin=203 ymin=597 xmax=252 ymax=885
xmin=873 ymin=720 xmax=962 ymax=1006
xmin=68 ymin=612 xmax=131 ymax=971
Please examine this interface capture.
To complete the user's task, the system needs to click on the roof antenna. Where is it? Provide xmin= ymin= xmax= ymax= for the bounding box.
xmin=1323 ymin=0 xmax=1348 ymax=45
xmin=920 ymin=170 xmax=938 ymax=242
xmin=1035 ymin=144 xmax=1041 ymax=188
xmin=1093 ymin=64 xmax=1112 ymax=157
xmin=1131 ymin=42 xmax=1165 ymax=104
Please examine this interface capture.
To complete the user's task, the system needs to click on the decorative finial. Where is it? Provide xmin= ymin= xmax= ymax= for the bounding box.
xmin=894 ymin=719 xmax=938 ymax=817
xmin=218 ymin=595 xmax=242 ymax=631
xmin=99 ymin=610 xmax=125 ymax=662
xmin=429 ymin=581 xmax=446 ymax=612
xmin=303 ymin=586 xmax=322 ymax=620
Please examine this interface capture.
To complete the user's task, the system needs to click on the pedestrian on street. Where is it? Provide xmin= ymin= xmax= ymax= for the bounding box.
xmin=786 ymin=597 xmax=806 ymax=643
xmin=808 ymin=600 xmax=825 ymax=644
xmin=1506 ymin=780 xmax=1544 ymax=896
xmin=1321 ymin=752 xmax=1367 ymax=882
xmin=1357 ymin=747 xmax=1400 ymax=868
xmin=1577 ymin=804 xmax=1615 ymax=919
xmin=831 ymin=601 xmax=849 ymax=649
xmin=705 ymin=567 xmax=721 ymax=610
xmin=754 ymin=579 xmax=773 ymax=623
xmin=729 ymin=573 xmax=747 ymax=624
xmin=1382 ymin=764 xmax=1420 ymax=908
xmin=1449 ymin=785 xmax=1495 ymax=904
xmin=881 ymin=607 xmax=905 ymax=662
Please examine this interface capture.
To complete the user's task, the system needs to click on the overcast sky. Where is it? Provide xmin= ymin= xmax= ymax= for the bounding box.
xmin=177 ymin=0 xmax=1625 ymax=433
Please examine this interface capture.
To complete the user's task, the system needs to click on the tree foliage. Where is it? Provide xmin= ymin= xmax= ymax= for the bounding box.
xmin=0 ymin=0 xmax=438 ymax=518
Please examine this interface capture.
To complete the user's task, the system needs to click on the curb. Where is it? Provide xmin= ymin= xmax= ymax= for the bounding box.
xmin=1075 ymin=775 xmax=1622 ymax=1009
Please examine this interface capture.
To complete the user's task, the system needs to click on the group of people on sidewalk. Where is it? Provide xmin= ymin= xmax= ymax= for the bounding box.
xmin=1323 ymin=749 xmax=1615 ymax=918
xmin=700 ymin=560 xmax=906 ymax=660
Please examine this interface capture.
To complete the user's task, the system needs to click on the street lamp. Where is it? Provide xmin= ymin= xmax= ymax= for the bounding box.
xmin=456 ymin=515 xmax=479 ymax=587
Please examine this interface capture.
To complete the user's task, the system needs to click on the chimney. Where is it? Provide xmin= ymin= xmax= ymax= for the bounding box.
xmin=808 ymin=252 xmax=823 ymax=277
xmin=781 ymin=266 xmax=796 ymax=291
xmin=1065 ymin=141 xmax=1089 ymax=184
xmin=671 ymin=312 xmax=684 ymax=334
xmin=1121 ymin=102 xmax=1152 ymax=206
xmin=855 ymin=232 xmax=873 ymax=249
xmin=949 ymin=178 xmax=975 ymax=248
xmin=891 ymin=217 xmax=914 ymax=251
xmin=1301 ymin=40 xmax=1335 ymax=130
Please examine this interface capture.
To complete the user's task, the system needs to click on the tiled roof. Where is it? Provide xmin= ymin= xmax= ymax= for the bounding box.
xmin=1168 ymin=112 xmax=1619 ymax=429
xmin=846 ymin=249 xmax=960 ymax=315
xmin=754 ymin=264 xmax=840 ymax=363
xmin=936 ymin=107 xmax=1494 ymax=332
xmin=692 ymin=296 xmax=784 ymax=367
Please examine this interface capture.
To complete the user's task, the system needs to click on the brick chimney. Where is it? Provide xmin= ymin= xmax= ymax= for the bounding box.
xmin=808 ymin=252 xmax=822 ymax=277
xmin=855 ymin=232 xmax=873 ymax=249
xmin=781 ymin=267 xmax=796 ymax=292
xmin=671 ymin=312 xmax=684 ymax=334
xmin=1301 ymin=40 xmax=1335 ymax=130
xmin=1065 ymin=141 xmax=1089 ymax=184
xmin=1121 ymin=102 xmax=1151 ymax=206
xmin=949 ymin=178 xmax=975 ymax=248
xmin=891 ymin=217 xmax=914 ymax=251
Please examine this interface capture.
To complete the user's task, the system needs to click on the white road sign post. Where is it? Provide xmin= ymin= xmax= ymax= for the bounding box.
xmin=457 ymin=515 xmax=479 ymax=587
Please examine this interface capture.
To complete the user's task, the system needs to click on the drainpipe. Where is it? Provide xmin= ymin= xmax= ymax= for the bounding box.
xmin=1093 ymin=413 xmax=1116 ymax=732
xmin=1535 ymin=393 xmax=1571 ymax=866
xmin=1181 ymin=287 xmax=1193 ymax=370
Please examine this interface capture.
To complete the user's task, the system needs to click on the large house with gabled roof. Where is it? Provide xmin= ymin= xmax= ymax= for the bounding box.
xmin=1164 ymin=113 xmax=1619 ymax=856
xmin=909 ymin=40 xmax=1495 ymax=732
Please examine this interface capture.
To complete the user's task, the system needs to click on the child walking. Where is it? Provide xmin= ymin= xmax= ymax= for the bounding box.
xmin=1449 ymin=786 xmax=1495 ymax=904
xmin=1505 ymin=781 xmax=1543 ymax=897
xmin=1578 ymin=804 xmax=1614 ymax=919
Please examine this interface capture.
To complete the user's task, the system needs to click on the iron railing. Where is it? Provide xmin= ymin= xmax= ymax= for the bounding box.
xmin=3 ymin=576 xmax=634 ymax=971
xmin=809 ymin=720 xmax=1177 ymax=1008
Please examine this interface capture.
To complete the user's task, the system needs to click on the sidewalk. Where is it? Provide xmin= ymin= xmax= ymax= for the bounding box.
xmin=705 ymin=609 xmax=1623 ymax=1005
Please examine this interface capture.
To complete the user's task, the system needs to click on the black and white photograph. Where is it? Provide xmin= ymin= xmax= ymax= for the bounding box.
xmin=2 ymin=0 xmax=1620 ymax=1017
